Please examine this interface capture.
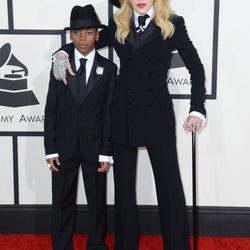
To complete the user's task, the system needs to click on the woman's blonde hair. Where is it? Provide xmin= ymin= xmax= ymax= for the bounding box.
xmin=114 ymin=0 xmax=175 ymax=44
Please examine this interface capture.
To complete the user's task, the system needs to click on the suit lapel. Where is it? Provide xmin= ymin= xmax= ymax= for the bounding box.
xmin=126 ymin=20 xmax=137 ymax=46
xmin=129 ymin=21 xmax=160 ymax=52
xmin=80 ymin=52 xmax=103 ymax=104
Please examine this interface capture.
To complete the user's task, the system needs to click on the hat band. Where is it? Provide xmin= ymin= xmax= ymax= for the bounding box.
xmin=70 ymin=19 xmax=100 ymax=29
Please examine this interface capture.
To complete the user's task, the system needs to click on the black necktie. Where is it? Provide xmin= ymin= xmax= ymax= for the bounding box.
xmin=77 ymin=58 xmax=87 ymax=104
xmin=136 ymin=14 xmax=149 ymax=34
xmin=77 ymin=58 xmax=87 ymax=77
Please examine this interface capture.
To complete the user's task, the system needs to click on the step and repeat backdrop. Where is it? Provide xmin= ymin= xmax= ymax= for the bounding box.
xmin=1 ymin=0 xmax=250 ymax=209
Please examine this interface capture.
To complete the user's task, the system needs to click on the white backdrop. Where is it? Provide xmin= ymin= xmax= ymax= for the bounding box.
xmin=0 ymin=0 xmax=250 ymax=207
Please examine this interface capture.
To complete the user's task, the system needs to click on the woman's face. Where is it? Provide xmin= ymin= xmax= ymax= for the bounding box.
xmin=128 ymin=0 xmax=154 ymax=14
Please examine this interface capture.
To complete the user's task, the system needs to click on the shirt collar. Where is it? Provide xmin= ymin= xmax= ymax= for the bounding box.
xmin=74 ymin=48 xmax=96 ymax=63
xmin=133 ymin=6 xmax=155 ymax=25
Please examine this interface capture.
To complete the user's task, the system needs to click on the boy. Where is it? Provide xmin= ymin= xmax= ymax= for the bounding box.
xmin=44 ymin=5 xmax=117 ymax=250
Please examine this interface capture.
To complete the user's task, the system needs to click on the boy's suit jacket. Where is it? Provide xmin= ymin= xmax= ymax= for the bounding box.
xmin=59 ymin=14 xmax=206 ymax=147
xmin=44 ymin=50 xmax=117 ymax=163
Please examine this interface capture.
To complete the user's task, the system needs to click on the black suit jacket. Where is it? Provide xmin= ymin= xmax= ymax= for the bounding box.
xmin=59 ymin=15 xmax=205 ymax=147
xmin=44 ymin=50 xmax=117 ymax=163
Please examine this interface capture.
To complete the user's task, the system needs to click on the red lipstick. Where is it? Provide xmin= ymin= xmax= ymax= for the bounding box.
xmin=137 ymin=3 xmax=146 ymax=9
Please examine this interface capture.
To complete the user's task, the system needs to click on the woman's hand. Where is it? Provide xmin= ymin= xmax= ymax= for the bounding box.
xmin=53 ymin=52 xmax=74 ymax=85
xmin=183 ymin=115 xmax=203 ymax=133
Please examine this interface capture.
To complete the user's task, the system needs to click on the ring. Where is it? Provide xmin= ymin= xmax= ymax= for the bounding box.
xmin=47 ymin=163 xmax=51 ymax=169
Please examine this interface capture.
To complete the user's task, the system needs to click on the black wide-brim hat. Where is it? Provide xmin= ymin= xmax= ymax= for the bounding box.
xmin=64 ymin=4 xmax=106 ymax=30
xmin=109 ymin=0 xmax=121 ymax=8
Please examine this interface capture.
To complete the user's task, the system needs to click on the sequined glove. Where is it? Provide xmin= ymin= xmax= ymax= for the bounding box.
xmin=53 ymin=56 xmax=69 ymax=80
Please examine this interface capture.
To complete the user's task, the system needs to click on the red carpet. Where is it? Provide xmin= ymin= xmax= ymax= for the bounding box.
xmin=0 ymin=234 xmax=250 ymax=249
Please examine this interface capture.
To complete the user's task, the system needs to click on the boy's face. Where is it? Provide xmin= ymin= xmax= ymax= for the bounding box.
xmin=70 ymin=28 xmax=99 ymax=56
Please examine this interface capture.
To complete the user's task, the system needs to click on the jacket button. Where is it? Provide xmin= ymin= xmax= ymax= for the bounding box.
xmin=129 ymin=72 xmax=134 ymax=78
xmin=128 ymin=103 xmax=133 ymax=108
xmin=148 ymin=72 xmax=154 ymax=77
xmin=128 ymin=87 xmax=133 ymax=93
xmin=148 ymin=58 xmax=153 ymax=63
xmin=147 ymin=88 xmax=153 ymax=92
xmin=128 ymin=57 xmax=133 ymax=62
xmin=147 ymin=104 xmax=152 ymax=108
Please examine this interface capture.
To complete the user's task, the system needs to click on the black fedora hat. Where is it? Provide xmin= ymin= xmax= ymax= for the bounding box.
xmin=109 ymin=0 xmax=121 ymax=8
xmin=64 ymin=4 xmax=106 ymax=30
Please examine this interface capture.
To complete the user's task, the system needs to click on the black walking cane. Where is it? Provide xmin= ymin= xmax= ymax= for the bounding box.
xmin=192 ymin=127 xmax=198 ymax=250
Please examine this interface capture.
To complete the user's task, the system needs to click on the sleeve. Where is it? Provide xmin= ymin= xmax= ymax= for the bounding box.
xmin=99 ymin=63 xmax=117 ymax=156
xmin=96 ymin=16 xmax=116 ymax=49
xmin=44 ymin=67 xmax=58 ymax=155
xmin=173 ymin=16 xmax=206 ymax=116
xmin=52 ymin=42 xmax=74 ymax=57
xmin=99 ymin=155 xmax=114 ymax=164
xmin=46 ymin=153 xmax=59 ymax=160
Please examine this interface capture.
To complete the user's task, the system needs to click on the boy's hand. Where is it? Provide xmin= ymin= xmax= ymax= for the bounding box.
xmin=97 ymin=162 xmax=110 ymax=172
xmin=46 ymin=157 xmax=60 ymax=172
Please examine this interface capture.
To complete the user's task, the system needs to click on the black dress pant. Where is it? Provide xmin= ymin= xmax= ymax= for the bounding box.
xmin=113 ymin=143 xmax=190 ymax=250
xmin=51 ymin=146 xmax=108 ymax=250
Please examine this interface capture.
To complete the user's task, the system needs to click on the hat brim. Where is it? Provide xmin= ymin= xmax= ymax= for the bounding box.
xmin=64 ymin=24 xmax=107 ymax=31
xmin=109 ymin=0 xmax=121 ymax=8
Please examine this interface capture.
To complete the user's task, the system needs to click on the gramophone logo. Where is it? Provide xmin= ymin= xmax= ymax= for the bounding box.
xmin=0 ymin=43 xmax=39 ymax=107
xmin=170 ymin=51 xmax=185 ymax=69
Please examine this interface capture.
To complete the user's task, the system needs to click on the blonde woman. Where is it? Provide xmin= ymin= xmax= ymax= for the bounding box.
xmin=53 ymin=0 xmax=206 ymax=249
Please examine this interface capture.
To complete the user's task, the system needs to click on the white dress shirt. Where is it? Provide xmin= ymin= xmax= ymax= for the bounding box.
xmin=133 ymin=6 xmax=155 ymax=30
xmin=74 ymin=48 xmax=95 ymax=82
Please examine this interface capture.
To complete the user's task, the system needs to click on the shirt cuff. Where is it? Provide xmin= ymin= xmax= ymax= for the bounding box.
xmin=99 ymin=155 xmax=114 ymax=164
xmin=46 ymin=153 xmax=59 ymax=160
xmin=189 ymin=111 xmax=206 ymax=126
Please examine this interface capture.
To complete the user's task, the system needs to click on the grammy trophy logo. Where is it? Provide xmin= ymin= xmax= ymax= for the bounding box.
xmin=167 ymin=51 xmax=191 ymax=88
xmin=0 ymin=43 xmax=39 ymax=107
xmin=170 ymin=51 xmax=185 ymax=69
